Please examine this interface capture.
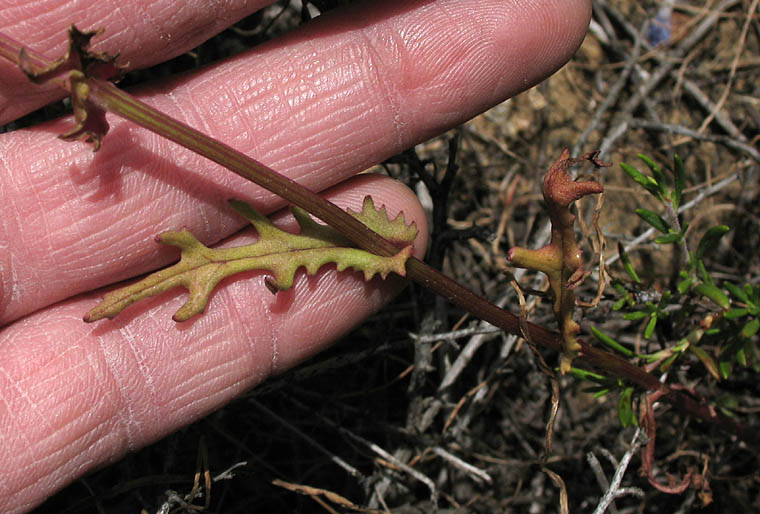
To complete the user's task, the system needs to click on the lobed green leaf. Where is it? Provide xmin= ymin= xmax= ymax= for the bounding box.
xmin=85 ymin=197 xmax=417 ymax=322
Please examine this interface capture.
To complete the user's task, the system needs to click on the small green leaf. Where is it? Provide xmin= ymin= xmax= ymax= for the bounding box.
xmin=718 ymin=359 xmax=732 ymax=379
xmin=696 ymin=225 xmax=730 ymax=262
xmin=736 ymin=344 xmax=748 ymax=367
xmin=677 ymin=276 xmax=694 ymax=294
xmin=635 ymin=208 xmax=669 ymax=233
xmin=611 ymin=280 xmax=635 ymax=309
xmin=724 ymin=282 xmax=750 ymax=304
xmin=742 ymin=318 xmax=760 ymax=338
xmin=654 ymin=231 xmax=683 ymax=245
xmin=618 ymin=387 xmax=637 ymax=427
xmin=696 ymin=259 xmax=711 ymax=284
xmin=591 ymin=326 xmax=635 ymax=357
xmin=624 ymin=310 xmax=650 ymax=321
xmin=673 ymin=154 xmax=685 ymax=210
xmin=617 ymin=243 xmax=641 ymax=283
xmin=689 ymin=345 xmax=721 ymax=381
xmin=593 ymin=388 xmax=611 ymax=398
xmin=644 ymin=315 xmax=658 ymax=338
xmin=725 ymin=307 xmax=748 ymax=320
xmin=638 ymin=154 xmax=668 ymax=199
xmin=693 ymin=283 xmax=730 ymax=310
xmin=660 ymin=353 xmax=680 ymax=372
xmin=565 ymin=367 xmax=609 ymax=383
xmin=621 ymin=162 xmax=660 ymax=198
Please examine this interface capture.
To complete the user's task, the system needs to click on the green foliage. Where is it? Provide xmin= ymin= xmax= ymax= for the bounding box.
xmin=573 ymin=154 xmax=757 ymax=427
xmin=597 ymin=154 xmax=759 ymax=385
xmin=617 ymin=386 xmax=638 ymax=427
xmin=85 ymin=196 xmax=416 ymax=322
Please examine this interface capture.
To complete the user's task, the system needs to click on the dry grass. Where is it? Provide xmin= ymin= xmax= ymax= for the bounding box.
xmin=25 ymin=1 xmax=760 ymax=512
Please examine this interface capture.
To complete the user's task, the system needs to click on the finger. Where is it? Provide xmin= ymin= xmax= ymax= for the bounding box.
xmin=0 ymin=0 xmax=591 ymax=325
xmin=0 ymin=175 xmax=427 ymax=513
xmin=0 ymin=0 xmax=273 ymax=124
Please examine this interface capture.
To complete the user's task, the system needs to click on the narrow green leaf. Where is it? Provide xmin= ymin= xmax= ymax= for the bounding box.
xmin=696 ymin=225 xmax=730 ymax=261
xmin=621 ymin=162 xmax=660 ymax=198
xmin=617 ymin=242 xmax=641 ymax=283
xmin=673 ymin=154 xmax=685 ymax=210
xmin=742 ymin=318 xmax=760 ymax=338
xmin=693 ymin=283 xmax=730 ymax=310
xmin=85 ymin=198 xmax=417 ymax=322
xmin=689 ymin=345 xmax=721 ymax=381
xmin=612 ymin=281 xmax=628 ymax=295
xmin=736 ymin=344 xmax=748 ymax=367
xmin=624 ymin=311 xmax=650 ymax=321
xmin=724 ymin=282 xmax=750 ymax=304
xmin=725 ymin=307 xmax=748 ymax=320
xmin=654 ymin=231 xmax=683 ymax=245
xmin=565 ymin=367 xmax=609 ymax=383
xmin=593 ymin=388 xmax=611 ymax=398
xmin=659 ymin=352 xmax=679 ymax=372
xmin=591 ymin=326 xmax=635 ymax=357
xmin=718 ymin=359 xmax=732 ymax=380
xmin=635 ymin=208 xmax=669 ymax=233
xmin=745 ymin=284 xmax=760 ymax=302
xmin=696 ymin=259 xmax=711 ymax=284
xmin=638 ymin=154 xmax=668 ymax=199
xmin=677 ymin=276 xmax=694 ymax=294
xmin=618 ymin=387 xmax=637 ymax=427
xmin=644 ymin=315 xmax=658 ymax=338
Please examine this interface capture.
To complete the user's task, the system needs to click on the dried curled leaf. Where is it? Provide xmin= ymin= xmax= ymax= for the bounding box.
xmin=507 ymin=149 xmax=608 ymax=373
xmin=85 ymin=196 xmax=416 ymax=322
xmin=19 ymin=25 xmax=123 ymax=150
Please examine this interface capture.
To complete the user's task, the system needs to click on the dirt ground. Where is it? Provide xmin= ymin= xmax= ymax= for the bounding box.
xmin=18 ymin=1 xmax=759 ymax=512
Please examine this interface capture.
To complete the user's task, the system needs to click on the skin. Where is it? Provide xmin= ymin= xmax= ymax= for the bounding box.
xmin=0 ymin=0 xmax=591 ymax=511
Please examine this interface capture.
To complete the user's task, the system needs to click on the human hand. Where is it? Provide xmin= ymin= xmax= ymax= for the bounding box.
xmin=0 ymin=0 xmax=591 ymax=511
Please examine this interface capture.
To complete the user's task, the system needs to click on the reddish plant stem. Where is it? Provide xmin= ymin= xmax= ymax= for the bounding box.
xmin=1 ymin=31 xmax=755 ymax=446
